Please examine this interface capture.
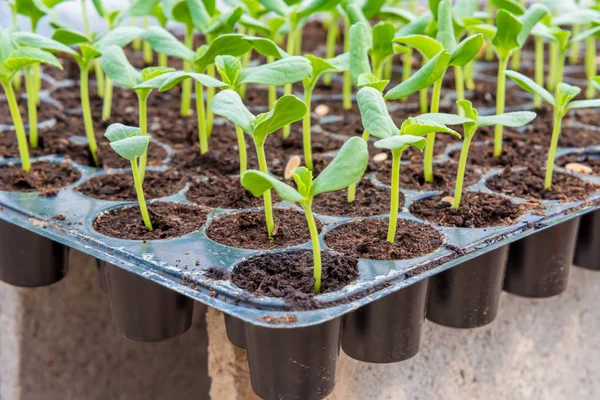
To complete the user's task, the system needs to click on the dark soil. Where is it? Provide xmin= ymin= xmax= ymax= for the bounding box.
xmin=243 ymin=86 xmax=269 ymax=110
xmin=0 ymin=161 xmax=80 ymax=195
xmin=312 ymin=178 xmax=398 ymax=217
xmin=0 ymin=131 xmax=71 ymax=159
xmin=565 ymin=107 xmax=600 ymax=127
xmin=448 ymin=139 xmax=544 ymax=170
xmin=0 ymin=96 xmax=63 ymax=126
xmin=231 ymin=250 xmax=359 ymax=300
xmin=557 ymin=153 xmax=600 ymax=175
xmin=409 ymin=192 xmax=524 ymax=228
xmin=206 ymin=208 xmax=322 ymax=250
xmin=65 ymin=140 xmax=168 ymax=169
xmin=486 ymin=167 xmax=597 ymax=202
xmin=93 ymin=202 xmax=208 ymax=240
xmin=325 ymin=218 xmax=443 ymax=260
xmin=375 ymin=161 xmax=481 ymax=191
xmin=75 ymin=170 xmax=185 ymax=201
xmin=185 ymin=176 xmax=265 ymax=209
xmin=269 ymin=153 xmax=330 ymax=179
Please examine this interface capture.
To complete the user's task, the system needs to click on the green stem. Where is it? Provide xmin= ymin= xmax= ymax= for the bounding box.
xmin=383 ymin=57 xmax=393 ymax=81
xmin=25 ymin=67 xmax=38 ymax=148
xmin=452 ymin=132 xmax=473 ymax=209
xmin=494 ymin=56 xmax=509 ymax=158
xmin=586 ymin=33 xmax=597 ymax=99
xmin=569 ymin=24 xmax=581 ymax=64
xmin=132 ymin=18 xmax=141 ymax=51
xmin=423 ymin=78 xmax=443 ymax=183
xmin=555 ymin=50 xmax=566 ymax=91
xmin=342 ymin=14 xmax=352 ymax=111
xmin=143 ymin=17 xmax=153 ymax=64
xmin=402 ymin=50 xmax=412 ymax=86
xmin=302 ymin=203 xmax=322 ymax=292
xmin=282 ymin=28 xmax=297 ymax=139
xmin=464 ymin=59 xmax=475 ymax=91
xmin=548 ymin=41 xmax=558 ymax=92
xmin=236 ymin=125 xmax=247 ymax=176
xmin=181 ymin=27 xmax=193 ymax=116
xmin=239 ymin=29 xmax=254 ymax=99
xmin=80 ymin=63 xmax=99 ymax=166
xmin=131 ymin=160 xmax=153 ymax=231
xmin=158 ymin=52 xmax=168 ymax=68
xmin=419 ymin=88 xmax=428 ymax=114
xmin=206 ymin=64 xmax=215 ymax=136
xmin=346 ymin=129 xmax=369 ymax=203
xmin=303 ymin=87 xmax=314 ymax=171
xmin=33 ymin=63 xmax=40 ymax=105
xmin=137 ymin=91 xmax=149 ymax=182
xmin=323 ymin=13 xmax=339 ymax=86
xmin=256 ymin=141 xmax=275 ymax=238
xmin=102 ymin=76 xmax=113 ymax=121
xmin=81 ymin=0 xmax=90 ymax=36
xmin=544 ymin=109 xmax=562 ymax=189
xmin=95 ymin=60 xmax=104 ymax=98
xmin=454 ymin=66 xmax=465 ymax=116
xmin=195 ymin=81 xmax=208 ymax=155
xmin=2 ymin=81 xmax=31 ymax=172
xmin=511 ymin=49 xmax=521 ymax=71
xmin=387 ymin=149 xmax=402 ymax=244
xmin=534 ymin=36 xmax=544 ymax=108
xmin=12 ymin=72 xmax=22 ymax=91
xmin=266 ymin=56 xmax=277 ymax=110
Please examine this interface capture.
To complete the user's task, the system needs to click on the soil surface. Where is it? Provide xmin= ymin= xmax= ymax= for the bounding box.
xmin=76 ymin=170 xmax=185 ymax=201
xmin=0 ymin=131 xmax=71 ymax=159
xmin=65 ymin=141 xmax=168 ymax=169
xmin=185 ymin=176 xmax=265 ymax=209
xmin=448 ymin=139 xmax=544 ymax=170
xmin=325 ymin=218 xmax=443 ymax=260
xmin=206 ymin=208 xmax=322 ymax=250
xmin=231 ymin=250 xmax=359 ymax=302
xmin=409 ymin=192 xmax=524 ymax=228
xmin=0 ymin=161 xmax=80 ymax=195
xmin=0 ymin=96 xmax=63 ymax=126
xmin=312 ymin=178 xmax=398 ymax=217
xmin=93 ymin=202 xmax=208 ymax=240
xmin=486 ymin=167 xmax=597 ymax=202
xmin=557 ymin=153 xmax=600 ymax=175
xmin=375 ymin=161 xmax=481 ymax=191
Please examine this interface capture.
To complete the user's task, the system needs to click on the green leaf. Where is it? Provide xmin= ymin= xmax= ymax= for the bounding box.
xmin=571 ymin=26 xmax=600 ymax=44
xmin=100 ymin=45 xmax=141 ymax=89
xmin=393 ymin=35 xmax=443 ymax=60
xmin=304 ymin=54 xmax=338 ymax=88
xmin=91 ymin=0 xmax=105 ymax=17
xmin=252 ymin=95 xmax=307 ymax=142
xmin=79 ymin=43 xmax=102 ymax=62
xmin=110 ymin=136 xmax=151 ymax=160
xmin=429 ymin=0 xmax=442 ymax=20
xmin=244 ymin=36 xmax=287 ymax=58
xmin=457 ymin=100 xmax=478 ymax=121
xmin=349 ymin=22 xmax=372 ymax=85
xmin=5 ymin=47 xmax=62 ymax=71
xmin=205 ymin=6 xmax=244 ymax=36
xmin=373 ymin=134 xmax=427 ymax=152
xmin=400 ymin=117 xmax=461 ymax=138
xmin=357 ymin=72 xmax=388 ymax=92
xmin=186 ymin=0 xmax=211 ymax=33
xmin=95 ymin=27 xmax=145 ymax=51
xmin=363 ymin=0 xmax=385 ymax=19
xmin=241 ymin=170 xmax=305 ymax=202
xmin=449 ymin=34 xmax=484 ymax=67
xmin=396 ymin=13 xmax=431 ymax=36
xmin=505 ymin=70 xmax=555 ymax=106
xmin=215 ymin=55 xmax=242 ymax=88
xmin=12 ymin=32 xmax=77 ymax=56
xmin=210 ymin=89 xmax=255 ymax=133
xmin=15 ymin=0 xmax=48 ymax=22
xmin=142 ymin=26 xmax=195 ymax=62
xmin=51 ymin=28 xmax=90 ymax=46
xmin=567 ymin=99 xmax=600 ymax=110
xmin=553 ymin=9 xmax=600 ymax=26
xmin=167 ymin=0 xmax=193 ymax=26
xmin=436 ymin=0 xmax=457 ymax=52
xmin=556 ymin=83 xmax=581 ymax=108
xmin=291 ymin=166 xmax=313 ymax=198
xmin=492 ymin=10 xmax=523 ymax=56
xmin=311 ymin=137 xmax=369 ymax=196
xmin=105 ymin=123 xmax=141 ymax=142
xmin=194 ymin=34 xmax=252 ymax=71
xmin=0 ymin=28 xmax=15 ymax=77
xmin=298 ymin=0 xmax=340 ymax=18
xmin=238 ymin=56 xmax=311 ymax=86
xmin=415 ymin=113 xmax=473 ymax=125
xmin=476 ymin=111 xmax=537 ymax=128
xmin=257 ymin=0 xmax=290 ymax=16
xmin=357 ymin=86 xmax=398 ymax=139
xmin=123 ymin=0 xmax=161 ymax=17
xmin=371 ymin=21 xmax=395 ymax=66
xmin=151 ymin=71 xmax=226 ymax=91
xmin=239 ymin=15 xmax=271 ymax=37
xmin=516 ymin=3 xmax=548 ymax=48
xmin=385 ymin=50 xmax=450 ymax=100
xmin=378 ymin=7 xmax=415 ymax=24
xmin=470 ymin=23 xmax=497 ymax=42
xmin=491 ymin=0 xmax=524 ymax=16
xmin=140 ymin=66 xmax=175 ymax=82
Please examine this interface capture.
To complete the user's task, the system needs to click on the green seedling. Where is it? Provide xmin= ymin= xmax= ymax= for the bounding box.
xmin=349 ymin=20 xmax=396 ymax=80
xmin=419 ymin=101 xmax=536 ymax=208
xmin=211 ymin=90 xmax=306 ymax=238
xmin=101 ymin=45 xmax=177 ymax=181
xmin=241 ymin=136 xmax=368 ymax=292
xmin=0 ymin=27 xmax=65 ymax=172
xmin=472 ymin=3 xmax=547 ymax=157
xmin=507 ymin=70 xmax=600 ymax=189
xmin=125 ymin=0 xmax=170 ymax=66
xmin=104 ymin=124 xmax=153 ymax=231
xmin=51 ymin=26 xmax=143 ymax=166
xmin=357 ymin=86 xmax=460 ymax=243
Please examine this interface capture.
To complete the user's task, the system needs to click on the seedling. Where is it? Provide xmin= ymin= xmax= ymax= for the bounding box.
xmin=124 ymin=0 xmax=170 ymax=66
xmin=472 ymin=4 xmax=547 ymax=157
xmin=357 ymin=86 xmax=460 ymax=243
xmin=241 ymin=136 xmax=369 ymax=292
xmin=211 ymin=90 xmax=306 ymax=238
xmin=419 ymin=101 xmax=536 ymax=208
xmin=52 ymin=26 xmax=143 ymax=166
xmin=104 ymin=124 xmax=153 ymax=231
xmin=506 ymin=70 xmax=600 ymax=189
xmin=0 ymin=27 xmax=65 ymax=172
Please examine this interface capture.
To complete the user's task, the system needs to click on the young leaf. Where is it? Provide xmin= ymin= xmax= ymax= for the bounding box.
xmin=414 ymin=113 xmax=472 ymax=126
xmin=311 ymin=137 xmax=369 ymax=196
xmin=476 ymin=111 xmax=536 ymax=127
xmin=400 ymin=117 xmax=461 ymax=138
xmin=243 ymin=36 xmax=288 ymax=58
xmin=373 ymin=134 xmax=427 ymax=152
xmin=291 ymin=167 xmax=313 ymax=198
xmin=436 ymin=0 xmax=457 ymax=52
xmin=186 ymin=0 xmax=212 ymax=34
xmin=371 ymin=21 xmax=395 ymax=65
xmin=505 ymin=70 xmax=555 ymax=106
xmin=385 ymin=50 xmax=450 ymax=100
xmin=492 ymin=10 xmax=523 ymax=56
xmin=210 ymin=89 xmax=255 ymax=133
xmin=51 ymin=28 xmax=90 ymax=46
xmin=349 ymin=22 xmax=372 ymax=84
xmin=556 ymin=83 xmax=582 ymax=109
xmin=194 ymin=34 xmax=252 ymax=71
xmin=253 ymin=95 xmax=307 ymax=142
xmin=215 ymin=55 xmax=242 ymax=88
xmin=5 ymin=47 xmax=62 ymax=71
xmin=109 ymin=136 xmax=151 ymax=161
xmin=105 ymin=123 xmax=141 ymax=142
xmin=140 ymin=66 xmax=175 ymax=81
xmin=357 ymin=86 xmax=398 ymax=139
xmin=393 ymin=35 xmax=443 ymax=60
xmin=238 ymin=56 xmax=311 ymax=86
xmin=241 ymin=170 xmax=305 ymax=202
xmin=357 ymin=72 xmax=388 ymax=92
xmin=12 ymin=32 xmax=77 ymax=56
xmin=100 ymin=45 xmax=142 ymax=89
xmin=516 ymin=4 xmax=548 ymax=47
xmin=449 ymin=34 xmax=484 ymax=66
xmin=95 ymin=27 xmax=144 ymax=51
xmin=149 ymin=71 xmax=226 ymax=92
xmin=142 ymin=26 xmax=196 ymax=62
xmin=567 ymin=99 xmax=600 ymax=110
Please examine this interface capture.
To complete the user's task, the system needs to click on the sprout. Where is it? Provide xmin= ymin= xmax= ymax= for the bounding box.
xmin=124 ymin=0 xmax=170 ymax=66
xmin=241 ymin=136 xmax=369 ymax=292
xmin=472 ymin=3 xmax=547 ymax=157
xmin=0 ymin=28 xmax=65 ymax=172
xmin=104 ymin=124 xmax=153 ymax=231
xmin=52 ymin=26 xmax=143 ymax=166
xmin=507 ymin=70 xmax=600 ymax=189
xmin=357 ymin=86 xmax=460 ymax=243
xmin=419 ymin=101 xmax=536 ymax=208
xmin=211 ymin=90 xmax=306 ymax=238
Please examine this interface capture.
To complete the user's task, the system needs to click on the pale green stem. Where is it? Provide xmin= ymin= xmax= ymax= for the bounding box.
xmin=25 ymin=67 xmax=38 ymax=148
xmin=132 ymin=18 xmax=142 ymax=51
xmin=102 ymin=76 xmax=113 ymax=121
xmin=548 ymin=41 xmax=558 ymax=92
xmin=238 ymin=28 xmax=254 ymax=99
xmin=454 ymin=66 xmax=465 ymax=116
xmin=81 ymin=0 xmax=90 ymax=36
xmin=143 ymin=17 xmax=153 ymax=64
xmin=80 ymin=64 xmax=99 ymax=166
xmin=323 ymin=13 xmax=339 ymax=86
xmin=206 ymin=64 xmax=216 ymax=135
xmin=131 ymin=160 xmax=153 ymax=231
xmin=569 ymin=24 xmax=581 ymax=64
xmin=464 ymin=59 xmax=475 ymax=91
xmin=256 ymin=141 xmax=275 ymax=238
xmin=303 ymin=87 xmax=314 ymax=171
xmin=452 ymin=132 xmax=473 ymax=209
xmin=302 ymin=203 xmax=322 ymax=292
xmin=419 ymin=88 xmax=428 ymax=114
xmin=94 ymin=60 xmax=104 ymax=98
xmin=137 ymin=91 xmax=149 ymax=182
xmin=295 ymin=26 xmax=303 ymax=55
xmin=511 ymin=49 xmax=521 ymax=71
xmin=555 ymin=50 xmax=566 ymax=91
xmin=383 ymin=57 xmax=393 ymax=81
xmin=374 ymin=59 xmax=384 ymax=80
xmin=544 ymin=109 xmax=562 ymax=189
xmin=12 ymin=72 xmax=22 ymax=91
xmin=387 ymin=149 xmax=402 ymax=244
xmin=236 ymin=125 xmax=247 ymax=175
xmin=585 ymin=34 xmax=596 ymax=99
xmin=494 ymin=56 xmax=509 ymax=158
xmin=158 ymin=52 xmax=168 ymax=68
xmin=195 ymin=81 xmax=208 ymax=155
xmin=2 ymin=81 xmax=31 ymax=172
xmin=423 ymin=78 xmax=443 ymax=183
xmin=180 ymin=27 xmax=193 ymax=116
xmin=346 ymin=129 xmax=369 ymax=203
xmin=282 ymin=29 xmax=297 ymax=139
xmin=342 ymin=14 xmax=352 ymax=111
xmin=402 ymin=50 xmax=412 ymax=86
xmin=534 ymin=36 xmax=544 ymax=108
xmin=33 ymin=63 xmax=40 ymax=105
